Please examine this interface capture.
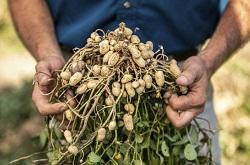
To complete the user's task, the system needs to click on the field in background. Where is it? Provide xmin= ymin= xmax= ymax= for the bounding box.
xmin=0 ymin=1 xmax=249 ymax=164
xmin=212 ymin=45 xmax=250 ymax=165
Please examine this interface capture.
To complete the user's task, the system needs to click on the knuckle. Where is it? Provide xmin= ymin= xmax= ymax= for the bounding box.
xmin=186 ymin=57 xmax=197 ymax=66
xmin=181 ymin=71 xmax=196 ymax=84
xmin=39 ymin=78 xmax=49 ymax=86
xmin=169 ymin=99 xmax=179 ymax=110
xmin=192 ymin=56 xmax=200 ymax=63
xmin=35 ymin=62 xmax=45 ymax=72
xmin=191 ymin=94 xmax=205 ymax=107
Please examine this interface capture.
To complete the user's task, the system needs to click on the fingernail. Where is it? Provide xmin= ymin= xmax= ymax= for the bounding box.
xmin=163 ymin=92 xmax=171 ymax=99
xmin=177 ymin=76 xmax=188 ymax=84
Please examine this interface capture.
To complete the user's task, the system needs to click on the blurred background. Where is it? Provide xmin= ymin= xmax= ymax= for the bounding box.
xmin=0 ymin=0 xmax=249 ymax=164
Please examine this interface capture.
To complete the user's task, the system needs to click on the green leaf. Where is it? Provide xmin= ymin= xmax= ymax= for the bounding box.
xmin=105 ymin=131 xmax=113 ymax=141
xmin=54 ymin=125 xmax=62 ymax=139
xmin=134 ymin=160 xmax=143 ymax=165
xmin=124 ymin=153 xmax=131 ymax=164
xmin=39 ymin=128 xmax=48 ymax=148
xmin=164 ymin=134 xmax=178 ymax=142
xmin=172 ymin=146 xmax=181 ymax=156
xmin=184 ymin=144 xmax=197 ymax=161
xmin=164 ymin=118 xmax=170 ymax=124
xmin=141 ymin=137 xmax=150 ymax=149
xmin=136 ymin=122 xmax=144 ymax=127
xmin=161 ymin=141 xmax=169 ymax=157
xmin=173 ymin=136 xmax=189 ymax=145
xmin=120 ymin=143 xmax=129 ymax=154
xmin=158 ymin=154 xmax=164 ymax=164
xmin=135 ymin=134 xmax=143 ymax=143
xmin=47 ymin=150 xmax=61 ymax=162
xmin=87 ymin=152 xmax=101 ymax=163
xmin=106 ymin=148 xmax=114 ymax=157
xmin=189 ymin=125 xmax=198 ymax=144
xmin=150 ymin=153 xmax=160 ymax=165
xmin=133 ymin=116 xmax=139 ymax=123
xmin=150 ymin=140 xmax=157 ymax=150
xmin=142 ymin=121 xmax=150 ymax=127
xmin=49 ymin=118 xmax=57 ymax=129
xmin=46 ymin=152 xmax=53 ymax=161
xmin=51 ymin=160 xmax=59 ymax=165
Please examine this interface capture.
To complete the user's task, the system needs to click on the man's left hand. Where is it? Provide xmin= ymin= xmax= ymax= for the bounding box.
xmin=165 ymin=56 xmax=210 ymax=128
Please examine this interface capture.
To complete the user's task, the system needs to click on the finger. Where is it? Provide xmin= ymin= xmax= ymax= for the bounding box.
xmin=55 ymin=114 xmax=70 ymax=130
xmin=168 ymin=93 xmax=206 ymax=111
xmin=165 ymin=106 xmax=198 ymax=128
xmin=176 ymin=63 xmax=201 ymax=86
xmin=35 ymin=62 xmax=53 ymax=93
xmin=163 ymin=91 xmax=172 ymax=105
xmin=65 ymin=90 xmax=77 ymax=108
xmin=163 ymin=91 xmax=172 ymax=99
xmin=32 ymin=84 xmax=68 ymax=115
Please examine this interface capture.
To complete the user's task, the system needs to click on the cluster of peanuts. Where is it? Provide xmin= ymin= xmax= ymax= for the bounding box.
xmin=48 ymin=22 xmax=189 ymax=163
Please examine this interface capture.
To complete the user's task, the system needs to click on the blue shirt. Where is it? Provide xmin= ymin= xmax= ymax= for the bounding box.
xmin=47 ymin=0 xmax=221 ymax=55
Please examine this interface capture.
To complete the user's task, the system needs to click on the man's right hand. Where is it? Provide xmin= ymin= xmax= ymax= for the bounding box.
xmin=32 ymin=55 xmax=68 ymax=115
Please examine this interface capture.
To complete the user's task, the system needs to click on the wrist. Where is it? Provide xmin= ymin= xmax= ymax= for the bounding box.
xmin=36 ymin=48 xmax=64 ymax=62
xmin=31 ymin=39 xmax=63 ymax=62
xmin=198 ymin=50 xmax=214 ymax=78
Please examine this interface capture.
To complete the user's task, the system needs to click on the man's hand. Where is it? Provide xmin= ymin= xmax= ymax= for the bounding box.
xmin=165 ymin=56 xmax=209 ymax=128
xmin=32 ymin=55 xmax=68 ymax=115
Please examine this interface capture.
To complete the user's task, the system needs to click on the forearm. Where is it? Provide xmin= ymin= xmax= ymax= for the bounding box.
xmin=8 ymin=0 xmax=62 ymax=61
xmin=199 ymin=0 xmax=250 ymax=77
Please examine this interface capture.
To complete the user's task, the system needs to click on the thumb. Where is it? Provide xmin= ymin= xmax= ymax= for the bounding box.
xmin=176 ymin=66 xmax=197 ymax=86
